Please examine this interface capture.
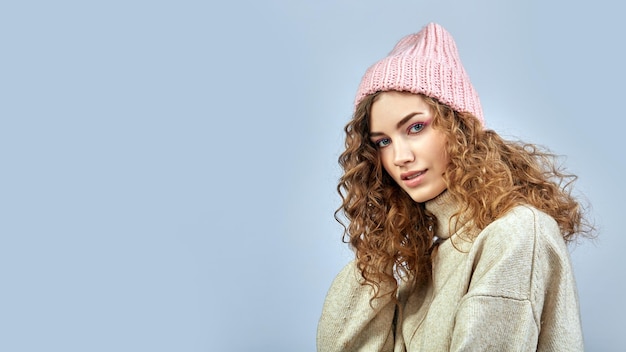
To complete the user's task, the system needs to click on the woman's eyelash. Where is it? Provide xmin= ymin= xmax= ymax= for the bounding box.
xmin=408 ymin=122 xmax=426 ymax=133
xmin=372 ymin=121 xmax=427 ymax=148
xmin=375 ymin=138 xmax=391 ymax=148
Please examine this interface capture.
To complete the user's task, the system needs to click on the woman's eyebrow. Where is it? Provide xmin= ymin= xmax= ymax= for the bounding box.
xmin=395 ymin=112 xmax=422 ymax=128
xmin=370 ymin=112 xmax=423 ymax=137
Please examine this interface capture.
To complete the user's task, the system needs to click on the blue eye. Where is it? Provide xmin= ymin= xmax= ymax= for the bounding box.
xmin=408 ymin=123 xmax=425 ymax=134
xmin=376 ymin=138 xmax=391 ymax=148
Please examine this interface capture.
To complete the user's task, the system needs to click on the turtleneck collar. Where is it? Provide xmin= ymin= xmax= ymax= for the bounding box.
xmin=424 ymin=190 xmax=463 ymax=240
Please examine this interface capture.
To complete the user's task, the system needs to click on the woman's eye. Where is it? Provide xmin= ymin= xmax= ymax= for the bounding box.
xmin=408 ymin=123 xmax=425 ymax=134
xmin=376 ymin=138 xmax=391 ymax=148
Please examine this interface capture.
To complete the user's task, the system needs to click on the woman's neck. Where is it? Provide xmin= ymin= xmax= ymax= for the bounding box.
xmin=425 ymin=190 xmax=462 ymax=240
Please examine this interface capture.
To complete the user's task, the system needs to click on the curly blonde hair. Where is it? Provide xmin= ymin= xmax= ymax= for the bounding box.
xmin=336 ymin=92 xmax=595 ymax=300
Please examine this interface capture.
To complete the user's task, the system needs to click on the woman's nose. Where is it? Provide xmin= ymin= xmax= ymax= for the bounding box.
xmin=393 ymin=140 xmax=414 ymax=166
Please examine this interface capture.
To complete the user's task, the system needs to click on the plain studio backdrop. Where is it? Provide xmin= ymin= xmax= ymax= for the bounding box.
xmin=1 ymin=1 xmax=623 ymax=351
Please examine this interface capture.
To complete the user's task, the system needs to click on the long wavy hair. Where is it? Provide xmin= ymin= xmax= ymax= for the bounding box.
xmin=336 ymin=91 xmax=595 ymax=300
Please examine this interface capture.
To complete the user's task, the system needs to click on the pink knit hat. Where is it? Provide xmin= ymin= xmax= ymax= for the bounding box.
xmin=354 ymin=22 xmax=484 ymax=125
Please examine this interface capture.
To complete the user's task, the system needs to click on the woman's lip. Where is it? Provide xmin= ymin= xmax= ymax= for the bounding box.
xmin=401 ymin=170 xmax=427 ymax=187
xmin=401 ymin=170 xmax=426 ymax=180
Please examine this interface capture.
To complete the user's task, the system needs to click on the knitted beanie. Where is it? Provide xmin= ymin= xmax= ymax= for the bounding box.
xmin=354 ymin=22 xmax=484 ymax=125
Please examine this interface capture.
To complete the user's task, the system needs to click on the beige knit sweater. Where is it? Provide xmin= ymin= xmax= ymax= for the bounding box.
xmin=317 ymin=192 xmax=584 ymax=351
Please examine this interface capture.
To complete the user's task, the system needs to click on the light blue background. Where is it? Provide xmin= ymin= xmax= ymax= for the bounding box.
xmin=1 ymin=1 xmax=623 ymax=351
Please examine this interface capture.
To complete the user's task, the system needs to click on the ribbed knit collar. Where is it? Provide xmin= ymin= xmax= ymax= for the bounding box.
xmin=425 ymin=190 xmax=463 ymax=240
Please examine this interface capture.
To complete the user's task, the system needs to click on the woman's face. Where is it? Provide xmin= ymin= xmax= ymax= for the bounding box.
xmin=369 ymin=91 xmax=449 ymax=203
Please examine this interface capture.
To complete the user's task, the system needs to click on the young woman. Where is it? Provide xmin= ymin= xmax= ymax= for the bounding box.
xmin=317 ymin=23 xmax=594 ymax=351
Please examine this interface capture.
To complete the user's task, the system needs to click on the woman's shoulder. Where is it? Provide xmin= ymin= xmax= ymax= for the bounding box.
xmin=477 ymin=204 xmax=566 ymax=252
xmin=497 ymin=204 xmax=558 ymax=228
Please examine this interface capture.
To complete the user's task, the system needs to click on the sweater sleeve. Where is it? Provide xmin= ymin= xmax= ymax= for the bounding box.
xmin=451 ymin=295 xmax=538 ymax=351
xmin=316 ymin=260 xmax=397 ymax=352
xmin=449 ymin=206 xmax=583 ymax=351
